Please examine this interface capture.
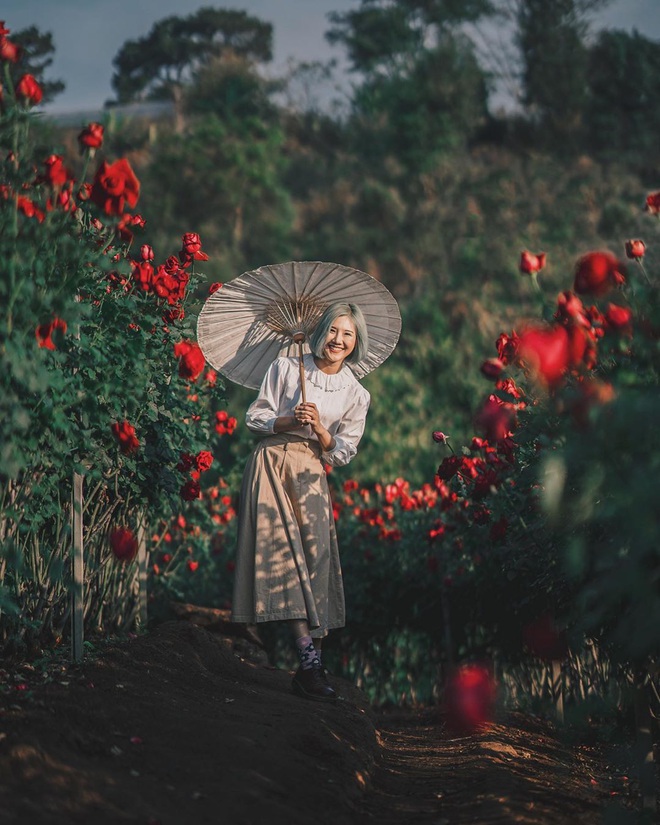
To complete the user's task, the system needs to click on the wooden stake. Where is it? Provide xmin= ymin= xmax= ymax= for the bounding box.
xmin=551 ymin=660 xmax=564 ymax=723
xmin=71 ymin=472 xmax=84 ymax=662
xmin=136 ymin=516 xmax=148 ymax=630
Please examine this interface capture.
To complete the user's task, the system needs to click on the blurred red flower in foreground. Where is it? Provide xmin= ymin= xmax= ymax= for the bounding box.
xmin=516 ymin=324 xmax=570 ymax=388
xmin=91 ymin=158 xmax=140 ymax=216
xmin=522 ymin=614 xmax=568 ymax=661
xmin=573 ymin=251 xmax=625 ymax=297
xmin=111 ymin=420 xmax=140 ymax=454
xmin=109 ymin=527 xmax=139 ymax=563
xmin=474 ymin=394 xmax=517 ymax=442
xmin=519 ymin=250 xmax=546 ymax=275
xmin=173 ymin=340 xmax=206 ymax=381
xmin=444 ymin=662 xmax=496 ymax=733
xmin=36 ymin=317 xmax=67 ymax=350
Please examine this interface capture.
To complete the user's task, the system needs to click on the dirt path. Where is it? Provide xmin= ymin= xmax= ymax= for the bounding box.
xmin=0 ymin=621 xmax=633 ymax=824
xmin=358 ymin=710 xmax=624 ymax=824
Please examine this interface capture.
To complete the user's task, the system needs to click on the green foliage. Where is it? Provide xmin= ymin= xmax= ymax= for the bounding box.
xmin=140 ymin=113 xmax=293 ymax=281
xmin=0 ymin=69 xmax=229 ymax=655
xmin=586 ymin=29 xmax=660 ymax=164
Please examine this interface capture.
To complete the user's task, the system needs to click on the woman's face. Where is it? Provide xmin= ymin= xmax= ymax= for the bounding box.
xmin=321 ymin=315 xmax=357 ymax=366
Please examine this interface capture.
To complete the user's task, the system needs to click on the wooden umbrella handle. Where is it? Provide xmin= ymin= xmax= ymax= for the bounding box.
xmin=295 ymin=336 xmax=307 ymax=403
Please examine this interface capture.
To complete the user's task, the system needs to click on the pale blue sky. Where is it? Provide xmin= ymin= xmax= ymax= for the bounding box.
xmin=3 ymin=0 xmax=659 ymax=113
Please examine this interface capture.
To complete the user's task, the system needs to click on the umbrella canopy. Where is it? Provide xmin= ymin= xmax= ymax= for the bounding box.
xmin=196 ymin=261 xmax=401 ymax=389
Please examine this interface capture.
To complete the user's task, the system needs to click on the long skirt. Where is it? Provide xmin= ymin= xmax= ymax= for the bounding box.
xmin=231 ymin=433 xmax=345 ymax=639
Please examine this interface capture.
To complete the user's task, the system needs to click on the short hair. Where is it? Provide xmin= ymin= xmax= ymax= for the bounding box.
xmin=309 ymin=302 xmax=369 ymax=365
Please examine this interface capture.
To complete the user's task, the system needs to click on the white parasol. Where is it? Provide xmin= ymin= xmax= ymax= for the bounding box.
xmin=196 ymin=260 xmax=401 ymax=395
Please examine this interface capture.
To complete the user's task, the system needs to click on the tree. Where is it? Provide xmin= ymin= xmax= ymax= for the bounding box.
xmin=140 ymin=113 xmax=293 ymax=280
xmin=515 ymin=0 xmax=611 ymax=149
xmin=10 ymin=26 xmax=65 ymax=103
xmin=585 ymin=29 xmax=660 ymax=163
xmin=110 ymin=7 xmax=273 ymax=105
xmin=326 ymin=0 xmax=494 ymax=172
xmin=327 ymin=0 xmax=494 ymax=76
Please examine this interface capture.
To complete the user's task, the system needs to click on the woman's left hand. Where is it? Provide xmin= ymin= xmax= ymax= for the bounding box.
xmin=295 ymin=402 xmax=321 ymax=432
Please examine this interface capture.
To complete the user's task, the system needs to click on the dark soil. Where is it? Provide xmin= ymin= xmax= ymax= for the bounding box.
xmin=0 ymin=620 xmax=637 ymax=824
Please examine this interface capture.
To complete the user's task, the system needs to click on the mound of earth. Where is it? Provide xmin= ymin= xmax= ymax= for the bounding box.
xmin=0 ymin=619 xmax=636 ymax=824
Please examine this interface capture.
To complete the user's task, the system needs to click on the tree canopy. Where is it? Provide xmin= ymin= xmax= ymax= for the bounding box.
xmin=110 ymin=7 xmax=273 ymax=104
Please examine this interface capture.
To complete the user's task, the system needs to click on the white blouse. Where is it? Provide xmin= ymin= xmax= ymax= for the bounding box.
xmin=245 ymin=354 xmax=371 ymax=467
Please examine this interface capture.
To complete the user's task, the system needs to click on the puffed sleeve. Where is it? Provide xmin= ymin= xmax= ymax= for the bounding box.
xmin=322 ymin=387 xmax=371 ymax=467
xmin=245 ymin=358 xmax=284 ymax=434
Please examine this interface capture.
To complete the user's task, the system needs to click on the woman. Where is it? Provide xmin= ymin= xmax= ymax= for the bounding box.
xmin=231 ymin=302 xmax=370 ymax=702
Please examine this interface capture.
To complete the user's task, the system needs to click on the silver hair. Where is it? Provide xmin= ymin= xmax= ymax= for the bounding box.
xmin=309 ymin=302 xmax=369 ymax=365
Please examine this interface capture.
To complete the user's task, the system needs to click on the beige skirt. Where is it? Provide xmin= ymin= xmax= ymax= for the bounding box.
xmin=231 ymin=433 xmax=345 ymax=638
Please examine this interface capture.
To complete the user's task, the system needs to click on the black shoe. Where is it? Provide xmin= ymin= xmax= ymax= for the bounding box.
xmin=292 ymin=664 xmax=336 ymax=702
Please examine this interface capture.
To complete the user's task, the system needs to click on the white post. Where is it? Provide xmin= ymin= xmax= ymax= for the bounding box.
xmin=71 ymin=472 xmax=84 ymax=661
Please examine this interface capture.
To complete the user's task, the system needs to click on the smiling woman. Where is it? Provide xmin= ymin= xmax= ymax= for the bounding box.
xmin=231 ymin=303 xmax=371 ymax=702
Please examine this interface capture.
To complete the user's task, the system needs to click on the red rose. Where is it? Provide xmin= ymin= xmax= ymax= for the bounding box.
xmin=604 ymin=303 xmax=633 ymax=336
xmin=180 ymin=479 xmax=201 ymax=501
xmin=140 ymin=244 xmax=154 ymax=262
xmin=645 ymin=192 xmax=660 ymax=215
xmin=78 ymin=122 xmax=104 ymax=150
xmin=16 ymin=74 xmax=43 ymax=105
xmin=173 ymin=340 xmax=206 ymax=381
xmin=519 ymin=250 xmax=546 ymax=275
xmin=474 ymin=394 xmax=517 ymax=442
xmin=0 ymin=37 xmax=22 ymax=63
xmin=516 ymin=324 xmax=570 ymax=388
xmin=437 ymin=455 xmax=462 ymax=481
xmin=432 ymin=431 xmax=449 ymax=444
xmin=179 ymin=232 xmax=209 ymax=264
xmin=109 ymin=527 xmax=139 ymax=563
xmin=215 ymin=410 xmax=237 ymax=435
xmin=131 ymin=261 xmax=154 ymax=292
xmin=573 ymin=251 xmax=625 ymax=297
xmin=187 ymin=560 xmax=199 ymax=572
xmin=209 ymin=282 xmax=223 ymax=294
xmin=624 ymin=239 xmax=645 ymax=260
xmin=42 ymin=154 xmax=71 ymax=187
xmin=111 ymin=420 xmax=140 ymax=454
xmin=495 ymin=331 xmax=519 ymax=365
xmin=36 ymin=317 xmax=67 ymax=350
xmin=17 ymin=195 xmax=44 ymax=222
xmin=196 ymin=450 xmax=214 ymax=472
xmin=91 ymin=158 xmax=140 ymax=216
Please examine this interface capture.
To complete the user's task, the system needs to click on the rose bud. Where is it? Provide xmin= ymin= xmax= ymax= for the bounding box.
xmin=519 ymin=251 xmax=546 ymax=275
xmin=432 ymin=431 xmax=449 ymax=444
xmin=480 ymin=357 xmax=505 ymax=380
xmin=624 ymin=239 xmax=645 ymax=260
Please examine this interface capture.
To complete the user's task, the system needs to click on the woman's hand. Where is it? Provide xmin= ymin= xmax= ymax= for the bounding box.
xmin=294 ymin=402 xmax=321 ymax=432
xmin=294 ymin=403 xmax=336 ymax=453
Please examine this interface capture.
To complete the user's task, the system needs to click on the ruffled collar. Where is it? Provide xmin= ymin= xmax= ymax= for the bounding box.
xmin=303 ymin=353 xmax=355 ymax=391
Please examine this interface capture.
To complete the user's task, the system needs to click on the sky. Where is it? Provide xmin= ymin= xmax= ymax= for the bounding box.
xmin=3 ymin=0 xmax=660 ymax=115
